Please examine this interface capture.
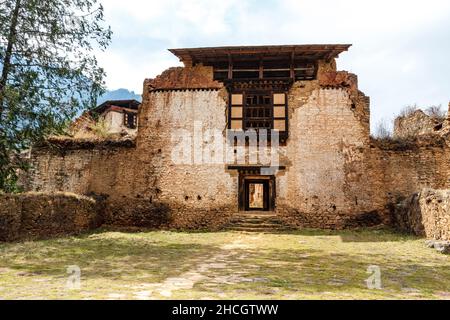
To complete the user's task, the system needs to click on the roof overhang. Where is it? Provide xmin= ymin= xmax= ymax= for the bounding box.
xmin=169 ymin=44 xmax=352 ymax=66
xmin=93 ymin=99 xmax=141 ymax=114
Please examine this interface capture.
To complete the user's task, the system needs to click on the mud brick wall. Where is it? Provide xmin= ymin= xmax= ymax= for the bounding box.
xmin=25 ymin=139 xmax=136 ymax=195
xmin=393 ymin=189 xmax=450 ymax=240
xmin=127 ymin=67 xmax=238 ymax=228
xmin=22 ymin=63 xmax=450 ymax=231
xmin=104 ymin=198 xmax=234 ymax=231
xmin=276 ymin=69 xmax=378 ymax=229
xmin=394 ymin=109 xmax=446 ymax=139
xmin=369 ymin=140 xmax=450 ymax=212
xmin=0 ymin=192 xmax=102 ymax=242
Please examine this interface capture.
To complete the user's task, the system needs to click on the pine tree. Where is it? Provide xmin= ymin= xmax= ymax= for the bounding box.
xmin=0 ymin=0 xmax=111 ymax=192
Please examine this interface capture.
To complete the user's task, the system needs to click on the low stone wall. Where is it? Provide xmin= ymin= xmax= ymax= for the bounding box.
xmin=104 ymin=198 xmax=234 ymax=231
xmin=277 ymin=206 xmax=388 ymax=230
xmin=393 ymin=189 xmax=450 ymax=240
xmin=0 ymin=192 xmax=103 ymax=242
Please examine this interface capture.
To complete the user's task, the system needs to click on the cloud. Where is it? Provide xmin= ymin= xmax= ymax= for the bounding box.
xmin=98 ymin=0 xmax=450 ymax=131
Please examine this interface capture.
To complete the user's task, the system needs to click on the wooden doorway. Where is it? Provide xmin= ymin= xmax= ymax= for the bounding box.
xmin=239 ymin=175 xmax=275 ymax=212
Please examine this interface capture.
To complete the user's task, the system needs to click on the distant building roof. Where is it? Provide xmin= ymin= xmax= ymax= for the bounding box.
xmin=93 ymin=99 xmax=141 ymax=114
xmin=169 ymin=44 xmax=352 ymax=66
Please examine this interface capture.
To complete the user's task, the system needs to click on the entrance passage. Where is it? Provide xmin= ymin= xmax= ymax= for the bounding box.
xmin=246 ymin=181 xmax=268 ymax=210
xmin=239 ymin=175 xmax=276 ymax=212
xmin=248 ymin=183 xmax=264 ymax=209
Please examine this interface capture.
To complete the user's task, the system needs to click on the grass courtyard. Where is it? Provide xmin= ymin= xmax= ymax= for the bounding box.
xmin=0 ymin=228 xmax=449 ymax=300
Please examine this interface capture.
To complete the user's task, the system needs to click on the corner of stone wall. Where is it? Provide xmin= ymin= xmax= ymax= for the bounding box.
xmin=316 ymin=66 xmax=371 ymax=138
xmin=392 ymin=189 xmax=450 ymax=240
xmin=317 ymin=59 xmax=337 ymax=74
xmin=145 ymin=64 xmax=223 ymax=91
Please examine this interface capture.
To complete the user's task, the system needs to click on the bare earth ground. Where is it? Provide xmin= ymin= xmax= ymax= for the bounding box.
xmin=0 ymin=228 xmax=449 ymax=300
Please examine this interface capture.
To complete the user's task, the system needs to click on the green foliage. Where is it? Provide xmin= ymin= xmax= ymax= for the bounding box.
xmin=0 ymin=0 xmax=112 ymax=192
xmin=89 ymin=117 xmax=110 ymax=138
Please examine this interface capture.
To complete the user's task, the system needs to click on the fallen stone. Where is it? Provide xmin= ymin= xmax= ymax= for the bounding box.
xmin=425 ymin=240 xmax=436 ymax=248
xmin=434 ymin=241 xmax=450 ymax=254
xmin=425 ymin=240 xmax=450 ymax=254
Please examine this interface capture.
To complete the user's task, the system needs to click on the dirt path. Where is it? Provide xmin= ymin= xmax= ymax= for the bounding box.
xmin=110 ymin=233 xmax=262 ymax=300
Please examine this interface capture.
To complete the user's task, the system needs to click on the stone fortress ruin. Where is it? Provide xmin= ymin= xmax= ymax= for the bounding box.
xmin=13 ymin=45 xmax=450 ymax=238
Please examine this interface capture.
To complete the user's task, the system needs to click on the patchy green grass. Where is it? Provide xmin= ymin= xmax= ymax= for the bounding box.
xmin=0 ymin=228 xmax=449 ymax=300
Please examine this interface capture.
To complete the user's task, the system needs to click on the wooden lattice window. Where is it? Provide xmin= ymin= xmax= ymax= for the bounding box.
xmin=244 ymin=93 xmax=273 ymax=130
xmin=124 ymin=112 xmax=137 ymax=129
xmin=229 ymin=92 xmax=288 ymax=137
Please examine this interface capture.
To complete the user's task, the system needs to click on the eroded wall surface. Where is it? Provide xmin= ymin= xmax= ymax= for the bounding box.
xmin=0 ymin=192 xmax=102 ymax=241
xmin=129 ymin=86 xmax=237 ymax=228
xmin=278 ymin=83 xmax=375 ymax=228
xmin=369 ymin=140 xmax=450 ymax=210
xmin=393 ymin=189 xmax=450 ymax=240
xmin=24 ymin=63 xmax=450 ymax=230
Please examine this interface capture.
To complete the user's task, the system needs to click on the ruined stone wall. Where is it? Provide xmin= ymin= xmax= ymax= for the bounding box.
xmin=138 ymin=89 xmax=237 ymax=206
xmin=368 ymin=140 xmax=450 ymax=211
xmin=0 ymin=192 xmax=102 ymax=242
xmin=23 ymin=66 xmax=237 ymax=230
xmin=26 ymin=141 xmax=135 ymax=195
xmin=277 ymin=78 xmax=379 ymax=229
xmin=394 ymin=109 xmax=445 ymax=139
xmin=131 ymin=66 xmax=237 ymax=228
xmin=25 ymin=136 xmax=235 ymax=230
xmin=138 ymin=64 xmax=382 ymax=229
xmin=23 ymin=63 xmax=450 ymax=231
xmin=393 ymin=189 xmax=450 ymax=240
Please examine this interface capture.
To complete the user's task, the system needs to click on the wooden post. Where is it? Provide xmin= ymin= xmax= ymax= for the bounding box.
xmin=259 ymin=58 xmax=264 ymax=79
xmin=290 ymin=51 xmax=295 ymax=80
xmin=228 ymin=54 xmax=233 ymax=80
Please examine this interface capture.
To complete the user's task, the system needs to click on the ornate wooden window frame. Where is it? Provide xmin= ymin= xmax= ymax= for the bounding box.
xmin=227 ymin=84 xmax=289 ymax=142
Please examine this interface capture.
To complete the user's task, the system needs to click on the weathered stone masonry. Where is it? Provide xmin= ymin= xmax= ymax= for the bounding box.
xmin=22 ymin=45 xmax=450 ymax=231
xmin=393 ymin=189 xmax=450 ymax=241
xmin=0 ymin=192 xmax=102 ymax=241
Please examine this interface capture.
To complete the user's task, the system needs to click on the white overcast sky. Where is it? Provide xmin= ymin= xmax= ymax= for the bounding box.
xmin=97 ymin=0 xmax=450 ymax=131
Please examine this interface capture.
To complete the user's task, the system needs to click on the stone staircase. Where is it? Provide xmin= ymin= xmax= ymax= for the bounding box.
xmin=226 ymin=211 xmax=291 ymax=233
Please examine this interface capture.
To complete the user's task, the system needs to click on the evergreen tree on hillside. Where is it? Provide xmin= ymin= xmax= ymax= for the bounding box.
xmin=0 ymin=0 xmax=111 ymax=191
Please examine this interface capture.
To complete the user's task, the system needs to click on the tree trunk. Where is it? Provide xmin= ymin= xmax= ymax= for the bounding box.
xmin=0 ymin=0 xmax=22 ymax=118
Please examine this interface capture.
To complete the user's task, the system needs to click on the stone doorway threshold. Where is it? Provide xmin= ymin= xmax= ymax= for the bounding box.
xmin=227 ymin=211 xmax=290 ymax=232
xmin=240 ymin=211 xmax=276 ymax=215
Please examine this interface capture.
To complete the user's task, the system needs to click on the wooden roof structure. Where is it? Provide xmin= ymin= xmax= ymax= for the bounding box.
xmin=169 ymin=44 xmax=352 ymax=66
xmin=93 ymin=99 xmax=141 ymax=114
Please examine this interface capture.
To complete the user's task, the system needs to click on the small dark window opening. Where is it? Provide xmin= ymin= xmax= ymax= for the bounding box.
xmin=124 ymin=112 xmax=137 ymax=129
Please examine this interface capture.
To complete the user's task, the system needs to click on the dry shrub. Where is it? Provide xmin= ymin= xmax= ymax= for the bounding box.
xmin=89 ymin=118 xmax=110 ymax=138
xmin=373 ymin=118 xmax=393 ymax=140
xmin=399 ymin=104 xmax=418 ymax=118
xmin=425 ymin=105 xmax=446 ymax=120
